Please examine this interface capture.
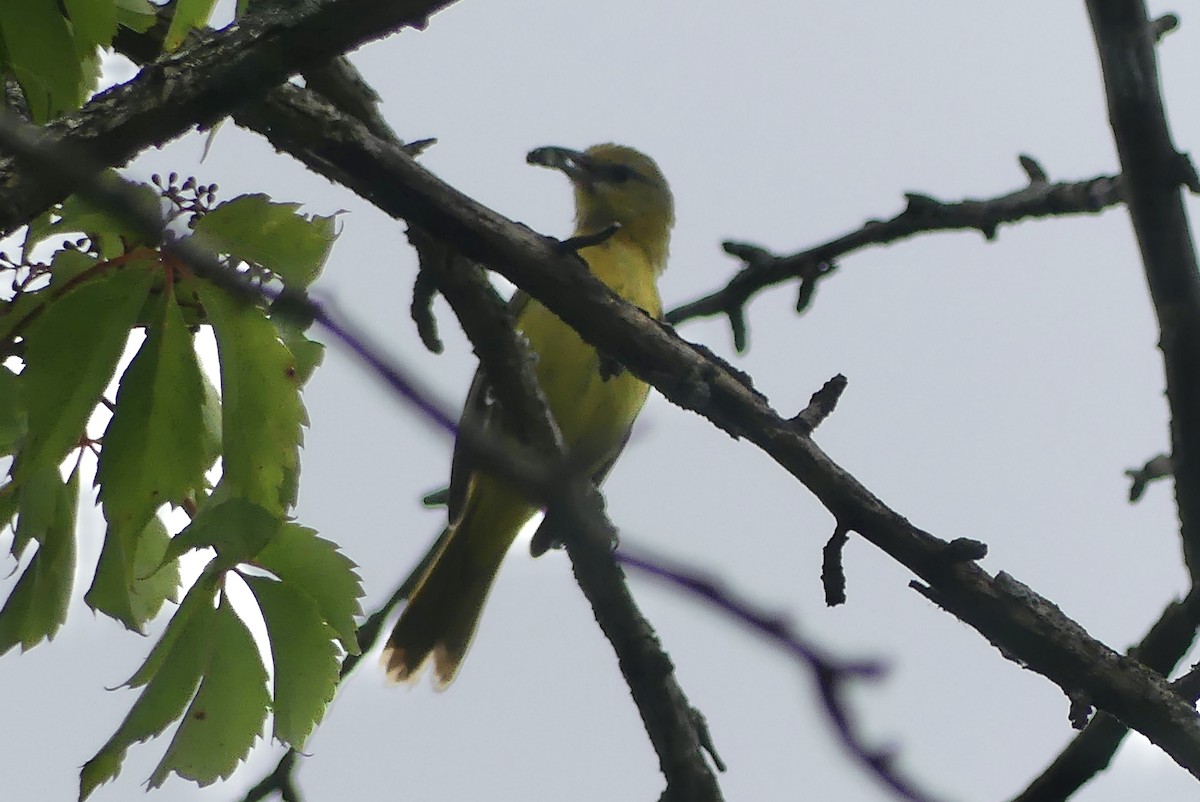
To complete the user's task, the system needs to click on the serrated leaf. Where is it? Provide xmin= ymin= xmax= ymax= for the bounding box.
xmin=79 ymin=575 xmax=219 ymax=801
xmin=0 ymin=365 xmax=27 ymax=455
xmin=0 ymin=0 xmax=86 ymax=121
xmin=12 ymin=461 xmax=63 ymax=556
xmin=0 ymin=466 xmax=77 ymax=654
xmin=89 ymin=286 xmax=206 ymax=628
xmin=276 ymin=318 xmax=324 ymax=387
xmin=195 ymin=281 xmax=303 ymax=515
xmin=148 ymin=594 xmax=268 ymax=787
xmin=254 ymin=524 xmax=362 ymax=653
xmin=244 ymin=575 xmax=339 ymax=747
xmin=63 ymin=0 xmax=118 ymax=51
xmin=20 ymin=266 xmax=154 ymax=478
xmin=87 ymin=512 xmax=185 ymax=631
xmin=98 ymin=284 xmax=209 ymax=526
xmin=129 ymin=516 xmax=179 ymax=625
xmin=163 ymin=0 xmax=218 ymax=51
xmin=165 ymin=495 xmax=280 ymax=566
xmin=193 ymin=194 xmax=336 ymax=288
xmin=123 ymin=572 xmax=217 ymax=689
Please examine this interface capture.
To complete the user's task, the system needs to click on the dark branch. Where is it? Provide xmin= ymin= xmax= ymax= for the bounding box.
xmin=0 ymin=0 xmax=458 ymax=237
xmin=48 ymin=63 xmax=1200 ymax=778
xmin=665 ymin=157 xmax=1123 ymax=351
xmin=12 ymin=9 xmax=1200 ymax=784
xmin=1011 ymin=588 xmax=1200 ymax=802
xmin=791 ymin=373 xmax=848 ymax=436
xmin=1086 ymin=1 xmax=1200 ymax=584
xmin=1126 ymin=453 xmax=1172 ymax=503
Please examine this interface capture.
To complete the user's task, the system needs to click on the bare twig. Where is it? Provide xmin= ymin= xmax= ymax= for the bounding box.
xmin=1126 ymin=453 xmax=1173 ymax=503
xmin=618 ymin=544 xmax=945 ymax=802
xmin=665 ymin=158 xmax=1123 ymax=351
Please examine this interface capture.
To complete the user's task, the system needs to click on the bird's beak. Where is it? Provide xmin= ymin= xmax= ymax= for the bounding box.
xmin=527 ymin=146 xmax=593 ymax=184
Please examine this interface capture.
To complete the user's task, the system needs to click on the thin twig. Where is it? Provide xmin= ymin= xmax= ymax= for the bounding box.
xmin=665 ymin=158 xmax=1123 ymax=351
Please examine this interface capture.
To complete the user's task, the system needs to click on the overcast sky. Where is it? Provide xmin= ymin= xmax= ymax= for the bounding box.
xmin=5 ymin=2 xmax=1200 ymax=801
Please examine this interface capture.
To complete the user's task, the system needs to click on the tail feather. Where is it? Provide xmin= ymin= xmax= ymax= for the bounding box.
xmin=381 ymin=527 xmax=498 ymax=687
xmin=383 ymin=480 xmax=533 ymax=687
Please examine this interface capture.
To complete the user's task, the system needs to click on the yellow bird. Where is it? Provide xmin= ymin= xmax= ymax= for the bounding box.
xmin=382 ymin=144 xmax=674 ymax=686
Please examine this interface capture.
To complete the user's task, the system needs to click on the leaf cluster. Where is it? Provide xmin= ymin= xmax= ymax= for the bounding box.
xmin=1 ymin=178 xmax=357 ymax=797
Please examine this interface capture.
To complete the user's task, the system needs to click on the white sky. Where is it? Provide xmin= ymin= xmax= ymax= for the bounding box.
xmin=4 ymin=2 xmax=1200 ymax=801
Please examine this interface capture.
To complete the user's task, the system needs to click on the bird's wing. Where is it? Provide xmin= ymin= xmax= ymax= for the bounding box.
xmin=445 ymin=290 xmax=533 ymax=522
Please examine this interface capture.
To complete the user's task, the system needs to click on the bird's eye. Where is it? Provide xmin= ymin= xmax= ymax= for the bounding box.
xmin=605 ymin=164 xmax=638 ymax=183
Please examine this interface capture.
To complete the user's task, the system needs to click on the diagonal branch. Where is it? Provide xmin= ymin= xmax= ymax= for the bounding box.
xmin=665 ymin=160 xmax=1123 ymax=350
xmin=0 ymin=0 xmax=457 ymax=237
xmin=124 ymin=81 xmax=1200 ymax=779
xmin=1085 ymin=1 xmax=1200 ymax=585
xmin=1010 ymin=587 xmax=1200 ymax=802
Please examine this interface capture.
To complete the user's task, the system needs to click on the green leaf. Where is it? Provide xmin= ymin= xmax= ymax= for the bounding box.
xmin=97 ymin=283 xmax=210 ymax=528
xmin=165 ymin=495 xmax=281 ymax=566
xmin=192 ymin=194 xmax=336 ymax=288
xmin=12 ymin=461 xmax=64 ymax=556
xmin=0 ymin=364 xmax=27 ymax=455
xmin=197 ymin=370 xmax=222 ymax=480
xmin=80 ymin=575 xmax=219 ymax=801
xmin=63 ymin=0 xmax=118 ymax=51
xmin=276 ymin=317 xmax=325 ymax=387
xmin=254 ymin=524 xmax=362 ymax=653
xmin=123 ymin=571 xmax=217 ymax=689
xmin=0 ymin=466 xmax=77 ymax=654
xmin=128 ymin=516 xmax=180 ymax=625
xmin=20 ymin=266 xmax=155 ymax=478
xmin=0 ymin=484 xmax=19 ymax=537
xmin=163 ymin=0 xmax=218 ymax=51
xmin=0 ymin=249 xmax=101 ymax=353
xmin=0 ymin=0 xmax=86 ymax=121
xmin=195 ymin=281 xmax=304 ymax=515
xmin=89 ymin=285 xmax=207 ymax=628
xmin=87 ymin=511 xmax=185 ymax=631
xmin=114 ymin=0 xmax=156 ymax=33
xmin=46 ymin=185 xmax=162 ymax=258
xmin=244 ymin=575 xmax=339 ymax=747
xmin=148 ymin=594 xmax=268 ymax=788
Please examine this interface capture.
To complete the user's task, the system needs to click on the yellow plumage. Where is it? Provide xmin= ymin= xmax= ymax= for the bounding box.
xmin=382 ymin=144 xmax=674 ymax=686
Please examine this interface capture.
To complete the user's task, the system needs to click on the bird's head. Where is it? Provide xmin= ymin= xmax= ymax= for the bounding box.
xmin=527 ymin=143 xmax=674 ymax=270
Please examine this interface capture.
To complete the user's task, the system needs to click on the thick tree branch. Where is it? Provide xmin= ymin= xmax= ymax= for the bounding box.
xmin=664 ymin=159 xmax=1123 ymax=350
xmin=1086 ymin=1 xmax=1200 ymax=581
xmin=8 ymin=3 xmax=1200 ymax=786
xmin=0 ymin=0 xmax=456 ymax=237
xmin=1011 ymin=587 xmax=1200 ymax=802
xmin=141 ymin=85 xmax=1200 ymax=778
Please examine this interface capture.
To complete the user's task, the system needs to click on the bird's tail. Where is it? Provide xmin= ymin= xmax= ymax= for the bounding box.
xmin=382 ymin=481 xmax=532 ymax=687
